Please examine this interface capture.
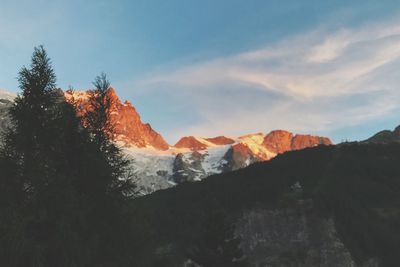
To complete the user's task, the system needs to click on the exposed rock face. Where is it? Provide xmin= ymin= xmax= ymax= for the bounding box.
xmin=166 ymin=132 xmax=332 ymax=184
xmin=217 ymin=132 xmax=332 ymax=174
xmin=174 ymin=136 xmax=209 ymax=151
xmin=263 ymin=130 xmax=332 ymax=154
xmin=172 ymin=152 xmax=206 ymax=183
xmin=292 ymin=134 xmax=332 ymax=150
xmin=237 ymin=133 xmax=276 ymax=160
xmin=205 ymin=136 xmax=235 ymax=145
xmin=64 ymin=88 xmax=170 ymax=150
xmin=263 ymin=130 xmax=294 ymax=154
xmin=0 ymin=88 xmax=333 ymax=194
xmin=236 ymin=207 xmax=379 ymax=267
xmin=222 ymin=143 xmax=258 ymax=171
xmin=364 ymin=126 xmax=400 ymax=144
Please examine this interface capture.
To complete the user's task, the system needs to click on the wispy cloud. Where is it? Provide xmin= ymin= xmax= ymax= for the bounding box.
xmin=134 ymin=18 xmax=400 ymax=143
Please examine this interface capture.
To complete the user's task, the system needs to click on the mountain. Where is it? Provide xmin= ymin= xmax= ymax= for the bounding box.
xmin=363 ymin=125 xmax=400 ymax=144
xmin=64 ymin=88 xmax=332 ymax=194
xmin=122 ymin=130 xmax=331 ymax=194
xmin=163 ymin=131 xmax=331 ymax=186
xmin=174 ymin=136 xmax=212 ymax=150
xmin=205 ymin=136 xmax=235 ymax=145
xmin=0 ymin=88 xmax=332 ymax=194
xmin=129 ymin=143 xmax=400 ymax=266
xmin=174 ymin=136 xmax=235 ymax=150
xmin=64 ymin=88 xmax=169 ymax=150
xmin=263 ymin=130 xmax=332 ymax=153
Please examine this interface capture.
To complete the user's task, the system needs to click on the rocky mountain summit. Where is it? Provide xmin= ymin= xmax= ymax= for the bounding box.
xmin=166 ymin=132 xmax=331 ymax=190
xmin=65 ymin=88 xmax=169 ymax=150
xmin=0 ymin=88 xmax=332 ymax=194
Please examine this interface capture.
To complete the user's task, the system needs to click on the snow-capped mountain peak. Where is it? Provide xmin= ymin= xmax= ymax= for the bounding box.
xmin=237 ymin=133 xmax=277 ymax=160
xmin=0 ymin=87 xmax=332 ymax=195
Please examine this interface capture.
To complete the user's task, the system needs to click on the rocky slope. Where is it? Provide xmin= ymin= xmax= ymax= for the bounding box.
xmin=0 ymin=88 xmax=332 ymax=194
xmin=168 ymin=132 xmax=331 ymax=184
xmin=363 ymin=125 xmax=400 ymax=144
xmin=65 ymin=88 xmax=169 ymax=150
xmin=131 ymin=143 xmax=394 ymax=266
xmin=64 ymin=89 xmax=332 ymax=194
xmin=125 ymin=131 xmax=331 ymax=194
xmin=237 ymin=208 xmax=357 ymax=266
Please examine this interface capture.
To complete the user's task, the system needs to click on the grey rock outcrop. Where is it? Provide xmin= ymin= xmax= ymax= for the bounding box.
xmin=236 ymin=207 xmax=379 ymax=267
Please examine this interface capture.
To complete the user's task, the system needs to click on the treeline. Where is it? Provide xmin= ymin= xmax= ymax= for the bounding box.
xmin=2 ymin=46 xmax=399 ymax=267
xmin=131 ymin=144 xmax=400 ymax=266
xmin=0 ymin=46 xmax=136 ymax=266
xmin=0 ymin=46 xmax=249 ymax=267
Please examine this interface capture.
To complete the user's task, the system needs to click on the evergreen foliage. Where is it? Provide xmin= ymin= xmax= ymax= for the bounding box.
xmin=0 ymin=45 xmax=399 ymax=267
xmin=131 ymin=143 xmax=400 ymax=267
xmin=0 ymin=46 xmax=135 ymax=266
xmin=83 ymin=73 xmax=135 ymax=199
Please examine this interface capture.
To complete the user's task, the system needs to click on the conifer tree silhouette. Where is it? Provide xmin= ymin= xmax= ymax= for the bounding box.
xmin=0 ymin=46 xmax=136 ymax=267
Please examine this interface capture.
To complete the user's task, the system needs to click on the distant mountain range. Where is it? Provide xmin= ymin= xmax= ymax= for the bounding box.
xmin=1 ymin=88 xmax=332 ymax=194
xmin=131 ymin=141 xmax=400 ymax=266
xmin=65 ymin=88 xmax=332 ymax=194
xmin=363 ymin=126 xmax=400 ymax=144
xmin=1 ymin=88 xmax=399 ymax=265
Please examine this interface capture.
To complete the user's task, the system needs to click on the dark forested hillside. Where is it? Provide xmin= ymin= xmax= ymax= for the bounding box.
xmin=1 ymin=47 xmax=399 ymax=267
xmin=130 ymin=143 xmax=400 ymax=266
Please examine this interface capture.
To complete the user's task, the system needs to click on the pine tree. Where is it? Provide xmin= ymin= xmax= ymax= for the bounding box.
xmin=0 ymin=47 xmax=136 ymax=266
xmin=75 ymin=73 xmax=136 ymax=266
xmin=0 ymin=46 xmax=63 ymax=265
xmin=83 ymin=73 xmax=135 ymax=199
xmin=6 ymin=45 xmax=59 ymax=195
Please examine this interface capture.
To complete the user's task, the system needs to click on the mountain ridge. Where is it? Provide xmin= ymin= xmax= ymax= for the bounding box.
xmin=363 ymin=125 xmax=400 ymax=144
xmin=130 ymin=143 xmax=400 ymax=266
xmin=65 ymin=88 xmax=170 ymax=150
xmin=0 ymin=87 xmax=333 ymax=194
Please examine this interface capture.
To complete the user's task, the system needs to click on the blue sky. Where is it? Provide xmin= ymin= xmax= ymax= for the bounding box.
xmin=1 ymin=0 xmax=400 ymax=144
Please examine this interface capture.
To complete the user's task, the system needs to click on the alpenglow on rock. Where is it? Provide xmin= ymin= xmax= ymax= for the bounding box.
xmin=123 ymin=133 xmax=331 ymax=195
xmin=65 ymin=88 xmax=169 ymax=150
xmin=0 ymin=88 xmax=332 ymax=195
